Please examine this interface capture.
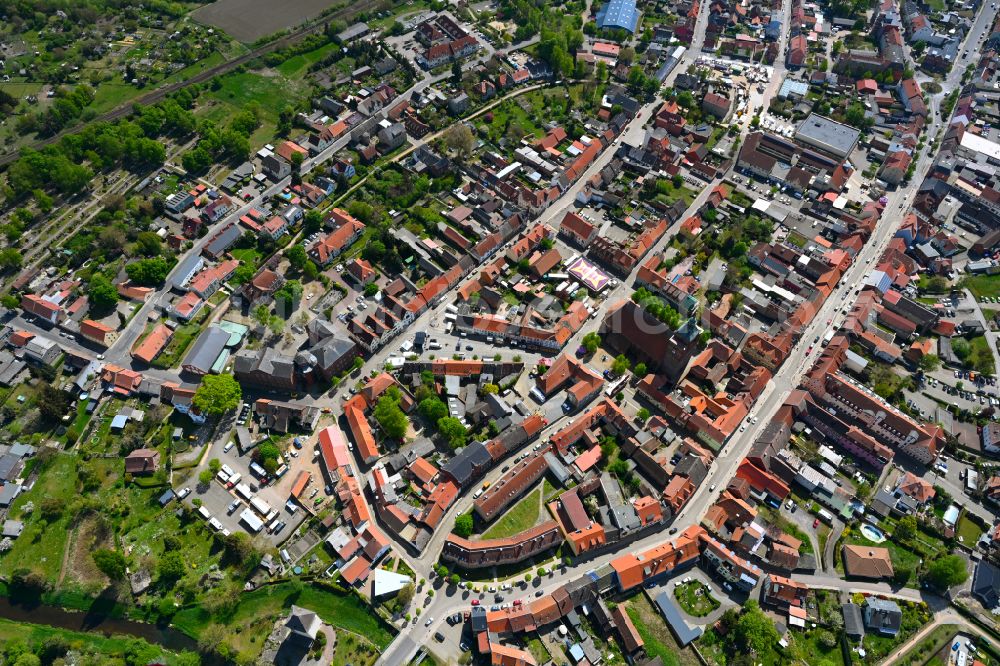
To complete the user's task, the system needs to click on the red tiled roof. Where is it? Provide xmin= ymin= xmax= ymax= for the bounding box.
xmin=131 ymin=324 xmax=173 ymax=364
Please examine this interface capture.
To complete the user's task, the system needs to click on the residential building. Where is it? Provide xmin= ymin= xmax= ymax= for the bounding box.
xmin=842 ymin=544 xmax=894 ymax=579
xmin=442 ymin=521 xmax=563 ymax=568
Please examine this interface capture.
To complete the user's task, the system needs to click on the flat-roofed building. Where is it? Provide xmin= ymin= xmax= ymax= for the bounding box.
xmin=794 ymin=113 xmax=861 ymax=159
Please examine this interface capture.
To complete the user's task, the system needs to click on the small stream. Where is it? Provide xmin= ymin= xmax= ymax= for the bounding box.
xmin=0 ymin=595 xmax=199 ymax=655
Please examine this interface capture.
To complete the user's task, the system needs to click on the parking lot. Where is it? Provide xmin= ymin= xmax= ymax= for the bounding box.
xmin=180 ymin=413 xmax=336 ymax=546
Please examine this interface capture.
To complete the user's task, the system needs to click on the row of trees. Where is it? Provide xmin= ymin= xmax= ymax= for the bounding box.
xmin=6 ymin=89 xmax=199 ymax=201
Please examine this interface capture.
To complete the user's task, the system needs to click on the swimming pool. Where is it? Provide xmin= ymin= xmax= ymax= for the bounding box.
xmin=860 ymin=523 xmax=887 ymax=543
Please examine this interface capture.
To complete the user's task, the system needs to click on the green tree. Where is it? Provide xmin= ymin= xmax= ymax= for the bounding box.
xmin=198 ymin=469 xmax=213 ymax=486
xmin=419 ymin=397 xmax=448 ymax=423
xmin=636 ymin=407 xmax=650 ymax=423
xmin=397 ymin=582 xmax=415 ymax=607
xmin=453 ymin=513 xmax=474 ymax=538
xmin=192 ymin=374 xmax=242 ymax=416
xmin=157 ymin=551 xmax=185 ymax=583
xmin=582 ymin=331 xmax=601 ymax=354
xmin=304 ymin=209 xmax=324 ymax=235
xmin=918 ymin=353 xmax=941 ymax=372
xmin=734 ymin=601 xmax=780 ymax=655
xmin=374 ymin=390 xmax=409 ymax=439
xmin=0 ymin=248 xmax=23 ymax=271
xmin=895 ymin=515 xmax=917 ymax=541
xmin=364 ymin=282 xmax=380 ymax=297
xmin=444 ymin=123 xmax=475 ymax=156
xmin=286 ymin=244 xmax=308 ymax=270
xmin=88 ymin=273 xmax=118 ymax=312
xmin=611 ymin=354 xmax=631 ymax=376
xmin=134 ymin=231 xmax=163 ymax=257
xmin=232 ymin=263 xmax=255 ymax=285
xmin=92 ymin=549 xmax=127 ymax=580
xmin=125 ymin=256 xmax=172 ymax=286
xmin=924 ymin=554 xmax=968 ymax=590
xmin=437 ymin=416 xmax=468 ymax=448
xmin=274 ymin=279 xmax=303 ymax=316
xmin=634 ymin=362 xmax=647 ymax=377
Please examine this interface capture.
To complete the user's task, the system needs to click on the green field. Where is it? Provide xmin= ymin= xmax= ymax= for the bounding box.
xmin=964 ymin=274 xmax=1000 ymax=299
xmin=276 ymin=42 xmax=339 ymax=78
xmin=0 ymin=453 xmax=78 ymax=583
xmin=481 ymin=487 xmax=542 ymax=539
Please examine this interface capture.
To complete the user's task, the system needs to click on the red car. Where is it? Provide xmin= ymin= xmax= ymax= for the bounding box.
xmin=813 ymin=518 xmax=820 ymax=528
xmin=471 ymin=599 xmax=480 ymax=606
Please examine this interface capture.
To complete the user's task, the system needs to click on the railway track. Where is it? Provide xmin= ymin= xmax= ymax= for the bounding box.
xmin=0 ymin=0 xmax=379 ymax=168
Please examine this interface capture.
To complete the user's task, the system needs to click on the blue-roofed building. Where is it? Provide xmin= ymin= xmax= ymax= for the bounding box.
xmin=596 ymin=0 xmax=639 ymax=33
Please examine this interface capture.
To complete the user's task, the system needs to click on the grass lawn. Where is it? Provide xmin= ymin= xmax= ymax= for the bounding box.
xmin=963 ymin=274 xmax=1000 ymax=299
xmin=624 ymin=593 xmax=700 ymax=666
xmin=524 ymin=635 xmax=550 ymax=665
xmin=331 ymin=630 xmax=381 ymax=666
xmin=673 ymin=581 xmax=720 ymax=617
xmin=276 ymin=42 xmax=339 ymax=78
xmin=787 ymin=628 xmax=846 ymax=666
xmin=482 ymin=487 xmax=542 ymax=539
xmin=542 ymin=477 xmax=562 ymax=502
xmin=171 ymin=582 xmax=394 ymax=651
xmin=651 ymin=180 xmax=697 ymax=208
xmin=968 ymin=335 xmax=996 ymax=374
xmin=89 ymin=83 xmax=143 ymax=115
xmin=0 ymin=617 xmax=190 ymax=664
xmin=957 ymin=515 xmax=984 ymax=545
xmin=0 ymin=453 xmax=78 ymax=584
xmin=815 ymin=590 xmax=842 ymax=625
xmin=477 ymin=98 xmax=544 ymax=143
xmin=231 ymin=246 xmax=263 ymax=268
xmin=894 ymin=624 xmax=961 ymax=666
